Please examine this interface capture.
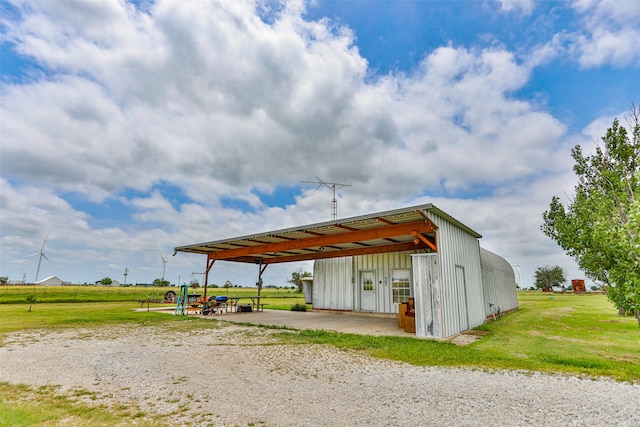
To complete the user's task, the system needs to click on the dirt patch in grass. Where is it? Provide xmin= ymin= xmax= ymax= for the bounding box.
xmin=448 ymin=330 xmax=488 ymax=346
xmin=541 ymin=307 xmax=577 ymax=316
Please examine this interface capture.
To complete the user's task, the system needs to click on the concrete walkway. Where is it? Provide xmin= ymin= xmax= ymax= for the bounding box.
xmin=213 ymin=309 xmax=413 ymax=337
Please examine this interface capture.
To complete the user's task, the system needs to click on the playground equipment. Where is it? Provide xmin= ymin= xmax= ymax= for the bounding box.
xmin=174 ymin=284 xmax=189 ymax=315
xmin=174 ymin=284 xmax=203 ymax=315
xmin=174 ymin=284 xmax=231 ymax=315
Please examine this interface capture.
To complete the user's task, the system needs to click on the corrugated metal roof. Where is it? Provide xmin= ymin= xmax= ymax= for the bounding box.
xmin=173 ymin=204 xmax=481 ymax=264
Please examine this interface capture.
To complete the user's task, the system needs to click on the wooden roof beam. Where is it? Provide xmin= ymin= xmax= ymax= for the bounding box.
xmin=376 ymin=217 xmax=396 ymax=225
xmin=207 ymin=220 xmax=435 ymax=261
xmin=335 ymin=224 xmax=358 ymax=231
xmin=261 ymin=241 xmax=430 ymax=264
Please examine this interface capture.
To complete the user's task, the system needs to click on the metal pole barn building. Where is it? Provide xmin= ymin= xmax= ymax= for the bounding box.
xmin=174 ymin=204 xmax=518 ymax=339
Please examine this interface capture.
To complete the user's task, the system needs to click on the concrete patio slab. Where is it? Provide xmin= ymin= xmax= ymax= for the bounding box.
xmin=206 ymin=309 xmax=414 ymax=337
xmin=138 ymin=305 xmax=417 ymax=337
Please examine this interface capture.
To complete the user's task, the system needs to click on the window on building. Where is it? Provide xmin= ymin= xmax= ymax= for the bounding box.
xmin=392 ymin=269 xmax=411 ymax=303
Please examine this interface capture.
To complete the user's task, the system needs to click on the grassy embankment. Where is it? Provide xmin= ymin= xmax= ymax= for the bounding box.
xmin=0 ymin=288 xmax=638 ymax=425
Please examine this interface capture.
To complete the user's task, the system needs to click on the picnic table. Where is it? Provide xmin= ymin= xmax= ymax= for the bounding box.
xmin=227 ymin=296 xmax=265 ymax=312
xmin=197 ymin=295 xmax=265 ymax=315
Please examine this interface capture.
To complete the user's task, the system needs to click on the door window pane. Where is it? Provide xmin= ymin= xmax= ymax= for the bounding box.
xmin=362 ymin=271 xmax=375 ymax=291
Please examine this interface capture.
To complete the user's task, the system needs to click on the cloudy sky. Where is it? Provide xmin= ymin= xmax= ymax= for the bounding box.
xmin=1 ymin=0 xmax=638 ymax=289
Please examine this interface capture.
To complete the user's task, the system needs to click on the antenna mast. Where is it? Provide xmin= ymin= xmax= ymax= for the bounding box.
xmin=303 ymin=177 xmax=352 ymax=221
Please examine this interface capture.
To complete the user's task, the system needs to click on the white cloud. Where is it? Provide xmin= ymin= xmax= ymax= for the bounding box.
xmin=496 ymin=0 xmax=535 ymax=15
xmin=2 ymin=1 xmax=566 ymax=202
xmin=0 ymin=0 xmax=615 ymax=287
xmin=385 ymin=46 xmax=566 ymax=193
xmin=569 ymin=0 xmax=640 ymax=67
xmin=495 ymin=0 xmax=640 ymax=69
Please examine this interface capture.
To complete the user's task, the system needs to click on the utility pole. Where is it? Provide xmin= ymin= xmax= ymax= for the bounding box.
xmin=123 ymin=268 xmax=129 ymax=285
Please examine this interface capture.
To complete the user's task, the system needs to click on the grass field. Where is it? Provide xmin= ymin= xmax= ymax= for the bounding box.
xmin=277 ymin=292 xmax=639 ymax=382
xmin=0 ymin=288 xmax=638 ymax=426
xmin=0 ymin=285 xmax=307 ymax=311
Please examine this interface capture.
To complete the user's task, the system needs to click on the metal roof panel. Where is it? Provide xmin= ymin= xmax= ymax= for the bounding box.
xmin=173 ymin=204 xmax=479 ymax=263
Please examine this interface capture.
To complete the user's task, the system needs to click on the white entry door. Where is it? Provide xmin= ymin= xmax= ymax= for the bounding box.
xmin=360 ymin=270 xmax=376 ymax=311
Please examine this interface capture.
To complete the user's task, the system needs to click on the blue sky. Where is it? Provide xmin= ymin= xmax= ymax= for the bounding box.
xmin=1 ymin=0 xmax=639 ymax=288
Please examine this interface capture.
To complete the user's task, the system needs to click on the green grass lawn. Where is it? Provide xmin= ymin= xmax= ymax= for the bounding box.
xmin=274 ymin=292 xmax=639 ymax=383
xmin=0 ymin=383 xmax=162 ymax=427
xmin=0 ymin=285 xmax=305 ymax=305
xmin=0 ymin=288 xmax=638 ymax=425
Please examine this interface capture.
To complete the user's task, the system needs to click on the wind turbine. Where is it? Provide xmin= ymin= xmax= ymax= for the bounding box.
xmin=161 ymin=255 xmax=168 ymax=281
xmin=29 ymin=234 xmax=51 ymax=283
xmin=511 ymin=253 xmax=522 ymax=288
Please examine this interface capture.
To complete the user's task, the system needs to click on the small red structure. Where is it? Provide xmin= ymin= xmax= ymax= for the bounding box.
xmin=572 ymin=279 xmax=586 ymax=293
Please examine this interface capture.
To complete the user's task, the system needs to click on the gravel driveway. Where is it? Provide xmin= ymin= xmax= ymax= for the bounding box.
xmin=1 ymin=323 xmax=638 ymax=426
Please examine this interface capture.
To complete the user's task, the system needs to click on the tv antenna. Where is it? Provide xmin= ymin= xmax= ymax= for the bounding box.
xmin=27 ymin=234 xmax=51 ymax=282
xmin=303 ymin=177 xmax=352 ymax=221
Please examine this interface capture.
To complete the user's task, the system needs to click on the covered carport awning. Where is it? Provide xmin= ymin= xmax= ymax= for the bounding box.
xmin=172 ymin=204 xmax=458 ymax=265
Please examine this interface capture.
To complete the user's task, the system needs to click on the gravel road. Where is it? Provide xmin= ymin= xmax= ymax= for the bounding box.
xmin=1 ymin=323 xmax=638 ymax=426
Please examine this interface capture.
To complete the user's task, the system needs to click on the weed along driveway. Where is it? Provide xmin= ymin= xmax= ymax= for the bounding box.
xmin=1 ymin=321 xmax=639 ymax=426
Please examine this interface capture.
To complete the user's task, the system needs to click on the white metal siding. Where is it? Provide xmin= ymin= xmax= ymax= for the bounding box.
xmin=428 ymin=211 xmax=485 ymax=337
xmin=313 ymin=257 xmax=353 ymax=310
xmin=480 ymin=247 xmax=519 ymax=316
xmin=311 ymin=207 xmax=497 ymax=340
xmin=412 ymin=253 xmax=442 ymax=338
xmin=353 ymin=251 xmax=414 ymax=313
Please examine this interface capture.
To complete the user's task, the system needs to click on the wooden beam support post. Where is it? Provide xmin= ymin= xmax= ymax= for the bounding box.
xmin=203 ymin=259 xmax=215 ymax=301
xmin=411 ymin=230 xmax=437 ymax=252
xmin=257 ymin=260 xmax=267 ymax=298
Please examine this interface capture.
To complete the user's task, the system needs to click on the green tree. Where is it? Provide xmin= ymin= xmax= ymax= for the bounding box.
xmin=0 ymin=276 xmax=8 ymax=285
xmin=189 ymin=278 xmax=200 ymax=289
xmin=25 ymin=294 xmax=37 ymax=312
xmin=99 ymin=277 xmax=113 ymax=286
xmin=287 ymin=268 xmax=312 ymax=293
xmin=534 ymin=266 xmax=567 ymax=291
xmin=223 ymin=280 xmax=232 ymax=289
xmin=542 ymin=104 xmax=640 ymax=325
xmin=153 ymin=278 xmax=170 ymax=287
